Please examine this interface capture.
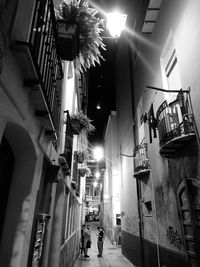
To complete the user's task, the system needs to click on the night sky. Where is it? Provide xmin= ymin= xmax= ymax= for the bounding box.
xmin=87 ymin=37 xmax=116 ymax=147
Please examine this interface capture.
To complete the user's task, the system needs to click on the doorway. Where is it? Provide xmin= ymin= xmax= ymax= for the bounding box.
xmin=177 ymin=178 xmax=200 ymax=267
xmin=0 ymin=135 xmax=15 ymax=242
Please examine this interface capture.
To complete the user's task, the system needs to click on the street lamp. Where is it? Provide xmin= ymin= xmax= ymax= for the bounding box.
xmin=93 ymin=181 xmax=98 ymax=187
xmin=95 ymin=171 xmax=100 ymax=179
xmin=93 ymin=146 xmax=104 ymax=161
xmin=106 ymin=11 xmax=127 ymax=38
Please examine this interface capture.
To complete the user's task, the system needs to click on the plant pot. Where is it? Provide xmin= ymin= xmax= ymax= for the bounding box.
xmin=71 ymin=180 xmax=77 ymax=190
xmin=57 ymin=20 xmax=79 ymax=61
xmin=79 ymin=170 xmax=85 ymax=176
xmin=45 ymin=164 xmax=60 ymax=183
xmin=76 ymin=189 xmax=80 ymax=197
xmin=78 ymin=153 xmax=84 ymax=163
xmin=71 ymin=118 xmax=82 ymax=135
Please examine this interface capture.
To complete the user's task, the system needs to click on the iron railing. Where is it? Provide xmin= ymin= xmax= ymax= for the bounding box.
xmin=30 ymin=0 xmax=62 ymax=129
xmin=156 ymin=91 xmax=194 ymax=147
xmin=133 ymin=143 xmax=150 ymax=173
xmin=15 ymin=0 xmax=63 ymax=139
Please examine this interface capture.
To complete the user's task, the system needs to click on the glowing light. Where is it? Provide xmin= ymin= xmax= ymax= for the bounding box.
xmin=106 ymin=12 xmax=127 ymax=38
xmin=104 ymin=194 xmax=109 ymax=200
xmin=93 ymin=181 xmax=98 ymax=187
xmin=93 ymin=146 xmax=104 ymax=161
xmin=95 ymin=171 xmax=100 ymax=179
xmin=96 ymin=104 xmax=101 ymax=110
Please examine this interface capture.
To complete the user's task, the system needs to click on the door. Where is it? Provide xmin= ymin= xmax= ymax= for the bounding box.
xmin=177 ymin=178 xmax=200 ymax=267
xmin=0 ymin=136 xmax=15 ymax=242
xmin=136 ymin=178 xmax=145 ymax=267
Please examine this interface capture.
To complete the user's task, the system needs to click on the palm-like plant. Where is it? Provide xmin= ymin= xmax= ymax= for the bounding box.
xmin=78 ymin=165 xmax=91 ymax=176
xmin=56 ymin=0 xmax=106 ymax=72
xmin=70 ymin=111 xmax=95 ymax=134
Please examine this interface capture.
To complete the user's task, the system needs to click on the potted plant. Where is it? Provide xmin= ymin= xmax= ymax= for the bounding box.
xmin=56 ymin=0 xmax=106 ymax=72
xmin=45 ymin=164 xmax=60 ymax=183
xmin=77 ymin=150 xmax=90 ymax=163
xmin=71 ymin=179 xmax=77 ymax=189
xmin=78 ymin=165 xmax=91 ymax=176
xmin=70 ymin=110 xmax=95 ymax=134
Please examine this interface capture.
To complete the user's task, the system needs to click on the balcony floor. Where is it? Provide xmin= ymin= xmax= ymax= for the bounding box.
xmin=160 ymin=132 xmax=196 ymax=157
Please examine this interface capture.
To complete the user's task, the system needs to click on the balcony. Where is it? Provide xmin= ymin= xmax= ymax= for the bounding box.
xmin=133 ymin=143 xmax=151 ymax=178
xmin=12 ymin=0 xmax=63 ymax=141
xmin=156 ymin=91 xmax=196 ymax=157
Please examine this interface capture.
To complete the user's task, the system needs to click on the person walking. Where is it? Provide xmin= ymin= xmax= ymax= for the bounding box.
xmin=97 ymin=226 xmax=104 ymax=257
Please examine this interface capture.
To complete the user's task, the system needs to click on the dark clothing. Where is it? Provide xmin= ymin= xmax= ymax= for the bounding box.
xmin=80 ymin=229 xmax=84 ymax=254
xmin=97 ymin=229 xmax=104 ymax=256
xmin=98 ymin=230 xmax=104 ymax=241
xmin=148 ymin=103 xmax=157 ymax=143
xmin=86 ymin=240 xmax=91 ymax=248
xmin=97 ymin=241 xmax=103 ymax=256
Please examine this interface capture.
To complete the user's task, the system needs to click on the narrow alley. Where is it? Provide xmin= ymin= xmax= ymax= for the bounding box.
xmin=74 ymin=222 xmax=135 ymax=267
xmin=1 ymin=0 xmax=200 ymax=266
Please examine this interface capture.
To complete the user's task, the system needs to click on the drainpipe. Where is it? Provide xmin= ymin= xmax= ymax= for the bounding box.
xmin=149 ymin=172 xmax=161 ymax=267
xmin=136 ymin=178 xmax=145 ymax=267
xmin=128 ymin=41 xmax=145 ymax=267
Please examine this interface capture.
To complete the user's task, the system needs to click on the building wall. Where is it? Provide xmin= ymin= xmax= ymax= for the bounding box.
xmin=114 ymin=0 xmax=200 ymax=266
xmin=0 ymin=40 xmax=47 ymax=265
xmin=104 ymin=111 xmax=121 ymax=244
xmin=0 ymin=2 xmax=84 ymax=267
xmin=115 ymin=35 xmax=140 ymax=266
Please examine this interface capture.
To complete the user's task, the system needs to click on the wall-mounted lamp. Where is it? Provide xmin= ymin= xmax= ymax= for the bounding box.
xmin=93 ymin=146 xmax=104 ymax=161
xmin=106 ymin=11 xmax=127 ymax=38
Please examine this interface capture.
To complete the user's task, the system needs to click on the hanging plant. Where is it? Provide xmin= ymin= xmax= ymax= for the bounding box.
xmin=70 ymin=111 xmax=95 ymax=134
xmin=56 ymin=0 xmax=106 ymax=73
xmin=78 ymin=165 xmax=91 ymax=177
xmin=77 ymin=150 xmax=90 ymax=163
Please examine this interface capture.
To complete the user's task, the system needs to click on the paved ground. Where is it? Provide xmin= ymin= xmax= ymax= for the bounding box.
xmin=73 ymin=222 xmax=135 ymax=267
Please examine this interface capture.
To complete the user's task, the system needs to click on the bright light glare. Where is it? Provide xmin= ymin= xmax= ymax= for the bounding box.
xmin=95 ymin=171 xmax=100 ymax=179
xmin=93 ymin=146 xmax=104 ymax=161
xmin=104 ymin=194 xmax=109 ymax=200
xmin=106 ymin=12 xmax=127 ymax=38
xmin=96 ymin=104 xmax=101 ymax=110
xmin=93 ymin=181 xmax=98 ymax=187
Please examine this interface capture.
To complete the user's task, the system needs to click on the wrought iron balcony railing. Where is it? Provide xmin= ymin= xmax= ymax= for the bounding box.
xmin=133 ymin=143 xmax=150 ymax=178
xmin=12 ymin=0 xmax=63 ymax=144
xmin=156 ymin=91 xmax=195 ymax=156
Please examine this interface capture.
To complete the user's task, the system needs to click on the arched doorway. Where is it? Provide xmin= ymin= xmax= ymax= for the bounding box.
xmin=177 ymin=178 xmax=200 ymax=267
xmin=0 ymin=122 xmax=37 ymax=266
xmin=0 ymin=135 xmax=15 ymax=241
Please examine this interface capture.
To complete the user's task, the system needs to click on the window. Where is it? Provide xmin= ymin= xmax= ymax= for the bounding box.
xmin=161 ymin=31 xmax=182 ymax=103
xmin=137 ymin=98 xmax=145 ymax=144
xmin=86 ymin=186 xmax=90 ymax=196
